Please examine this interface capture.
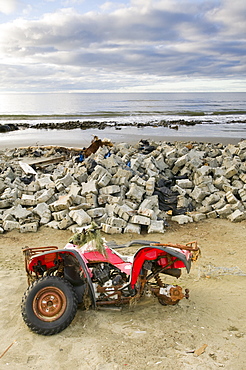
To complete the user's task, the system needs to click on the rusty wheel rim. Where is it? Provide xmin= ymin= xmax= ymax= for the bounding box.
xmin=33 ymin=287 xmax=67 ymax=322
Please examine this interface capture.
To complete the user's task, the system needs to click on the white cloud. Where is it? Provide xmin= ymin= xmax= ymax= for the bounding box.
xmin=0 ymin=0 xmax=245 ymax=92
xmin=0 ymin=0 xmax=21 ymax=14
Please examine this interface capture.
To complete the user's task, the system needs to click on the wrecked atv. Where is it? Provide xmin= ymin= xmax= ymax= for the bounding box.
xmin=21 ymin=228 xmax=200 ymax=335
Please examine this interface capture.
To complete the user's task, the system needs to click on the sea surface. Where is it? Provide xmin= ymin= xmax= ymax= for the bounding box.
xmin=0 ymin=92 xmax=245 ymax=148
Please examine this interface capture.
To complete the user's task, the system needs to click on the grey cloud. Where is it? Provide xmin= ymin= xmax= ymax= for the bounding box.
xmin=0 ymin=0 xmax=245 ymax=91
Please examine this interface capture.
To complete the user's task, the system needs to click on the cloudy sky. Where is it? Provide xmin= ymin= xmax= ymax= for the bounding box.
xmin=0 ymin=0 xmax=245 ymax=92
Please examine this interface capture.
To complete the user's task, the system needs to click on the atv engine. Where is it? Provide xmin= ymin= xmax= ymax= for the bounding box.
xmin=91 ymin=263 xmax=128 ymax=300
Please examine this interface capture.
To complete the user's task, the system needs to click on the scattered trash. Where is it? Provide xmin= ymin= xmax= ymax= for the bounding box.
xmin=0 ymin=340 xmax=16 ymax=359
xmin=194 ymin=344 xmax=208 ymax=357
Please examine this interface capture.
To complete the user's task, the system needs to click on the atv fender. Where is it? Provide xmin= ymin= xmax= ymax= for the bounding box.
xmin=27 ymin=248 xmax=96 ymax=308
xmin=130 ymin=245 xmax=192 ymax=287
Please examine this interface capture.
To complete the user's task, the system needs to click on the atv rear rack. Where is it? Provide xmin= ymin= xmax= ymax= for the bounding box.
xmin=23 ymin=246 xmax=58 ymax=284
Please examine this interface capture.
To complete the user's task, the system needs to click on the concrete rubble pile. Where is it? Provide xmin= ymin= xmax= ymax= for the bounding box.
xmin=0 ymin=139 xmax=245 ymax=234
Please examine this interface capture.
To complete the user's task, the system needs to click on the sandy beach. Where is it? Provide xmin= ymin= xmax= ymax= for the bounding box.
xmin=0 ymin=134 xmax=246 ymax=369
xmin=0 ymin=125 xmax=244 ymax=150
xmin=0 ymin=219 xmax=246 ymax=369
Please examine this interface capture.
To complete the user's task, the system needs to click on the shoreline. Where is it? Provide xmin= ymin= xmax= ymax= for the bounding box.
xmin=0 ymin=125 xmax=244 ymax=150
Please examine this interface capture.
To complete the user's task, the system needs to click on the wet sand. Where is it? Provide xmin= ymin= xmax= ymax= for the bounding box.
xmin=0 ymin=125 xmax=244 ymax=150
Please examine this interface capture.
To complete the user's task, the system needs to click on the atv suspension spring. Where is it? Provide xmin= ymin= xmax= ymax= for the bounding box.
xmin=154 ymin=273 xmax=164 ymax=287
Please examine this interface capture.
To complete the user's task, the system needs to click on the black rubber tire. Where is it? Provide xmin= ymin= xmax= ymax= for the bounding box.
xmin=21 ymin=276 xmax=78 ymax=335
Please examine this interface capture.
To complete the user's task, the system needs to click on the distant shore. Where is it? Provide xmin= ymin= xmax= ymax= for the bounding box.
xmin=0 ymin=125 xmax=244 ymax=150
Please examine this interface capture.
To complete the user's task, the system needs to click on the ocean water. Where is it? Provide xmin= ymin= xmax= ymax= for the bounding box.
xmin=0 ymin=92 xmax=245 ymax=148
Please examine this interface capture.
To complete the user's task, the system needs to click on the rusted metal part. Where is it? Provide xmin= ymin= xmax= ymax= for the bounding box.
xmin=33 ymin=286 xmax=67 ymax=322
xmin=146 ymin=257 xmax=179 ymax=282
xmin=23 ymin=246 xmax=58 ymax=284
xmin=185 ymin=288 xmax=190 ymax=299
xmin=150 ymin=241 xmax=200 ymax=261
xmin=96 ymin=298 xmax=131 ymax=306
xmin=150 ymin=240 xmax=199 ymax=251
xmin=151 ymin=285 xmax=184 ymax=305
xmin=83 ymin=136 xmax=113 ymax=158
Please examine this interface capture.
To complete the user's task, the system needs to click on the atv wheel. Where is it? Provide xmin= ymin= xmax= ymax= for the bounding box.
xmin=21 ymin=276 xmax=78 ymax=335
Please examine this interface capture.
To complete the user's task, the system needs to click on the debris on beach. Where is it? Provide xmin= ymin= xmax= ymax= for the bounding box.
xmin=0 ymin=138 xmax=245 ymax=234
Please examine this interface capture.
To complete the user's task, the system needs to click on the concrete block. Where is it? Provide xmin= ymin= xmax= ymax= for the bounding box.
xmin=212 ymin=196 xmax=226 ymax=210
xmin=177 ymin=195 xmax=191 ymax=209
xmin=231 ymin=201 xmax=245 ymax=212
xmin=124 ymin=223 xmax=141 ymax=234
xmin=196 ymin=205 xmax=213 ymax=214
xmin=33 ymin=203 xmax=51 ymax=225
xmin=99 ymin=185 xmax=121 ymax=195
xmin=154 ymin=155 xmax=169 ymax=172
xmin=37 ymin=175 xmax=54 ymax=189
xmin=196 ymin=165 xmax=212 ymax=177
xmin=8 ymin=204 xmax=32 ymax=220
xmin=19 ymin=222 xmax=39 ymax=233
xmin=36 ymin=188 xmax=55 ymax=203
xmin=113 ymin=168 xmax=133 ymax=182
xmin=90 ymin=165 xmax=112 ymax=187
xmin=225 ymin=191 xmax=238 ymax=204
xmin=130 ymin=215 xmax=151 ymax=225
xmin=130 ymin=156 xmax=142 ymax=171
xmin=87 ymin=208 xmax=106 ymax=218
xmin=227 ymin=209 xmax=246 ymax=222
xmin=207 ymin=210 xmax=218 ymax=219
xmin=130 ymin=175 xmax=145 ymax=187
xmin=58 ymin=214 xmax=74 ymax=229
xmin=202 ymin=193 xmax=221 ymax=207
xmin=171 ymin=215 xmax=193 ymax=224
xmin=45 ymin=220 xmax=60 ymax=229
xmin=176 ymin=179 xmax=193 ymax=189
xmin=114 ymin=204 xmax=134 ymax=221
xmin=238 ymin=188 xmax=246 ymax=202
xmin=86 ymin=193 xmax=98 ymax=208
xmin=106 ymin=216 xmax=127 ymax=228
xmin=224 ymin=166 xmax=238 ymax=179
xmin=126 ymin=184 xmax=145 ymax=203
xmin=69 ymin=209 xmax=91 ymax=226
xmin=0 ymin=179 xmax=6 ymax=193
xmin=0 ymin=199 xmax=12 ymax=209
xmin=214 ymin=176 xmax=230 ymax=190
xmin=3 ymin=220 xmax=19 ymax=231
xmin=172 ymin=185 xmax=186 ymax=196
xmin=139 ymin=196 xmax=159 ymax=210
xmin=81 ymin=180 xmax=98 ymax=196
xmin=191 ymin=213 xmax=207 ymax=222
xmin=74 ymin=168 xmax=88 ymax=184
xmin=49 ymin=194 xmax=73 ymax=211
xmin=239 ymin=173 xmax=246 ymax=183
xmin=216 ymin=204 xmax=232 ymax=218
xmin=138 ymin=208 xmax=155 ymax=219
xmin=19 ymin=194 xmax=37 ymax=206
xmin=102 ymin=155 xmax=121 ymax=173
xmin=101 ymin=223 xmax=122 ymax=234
xmin=55 ymin=173 xmax=74 ymax=191
xmin=145 ymin=177 xmax=155 ymax=196
xmin=52 ymin=209 xmax=69 ymax=221
xmin=94 ymin=213 xmax=108 ymax=225
xmin=148 ymin=220 xmax=165 ymax=233
xmin=68 ymin=183 xmax=81 ymax=198
xmin=190 ymin=186 xmax=209 ymax=203
xmin=173 ymin=154 xmax=188 ymax=169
